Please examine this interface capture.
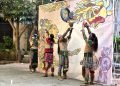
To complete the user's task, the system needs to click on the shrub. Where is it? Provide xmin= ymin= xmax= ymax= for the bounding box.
xmin=0 ymin=49 xmax=16 ymax=61
xmin=0 ymin=43 xmax=5 ymax=49
xmin=3 ymin=36 xmax=13 ymax=49
xmin=114 ymin=36 xmax=120 ymax=52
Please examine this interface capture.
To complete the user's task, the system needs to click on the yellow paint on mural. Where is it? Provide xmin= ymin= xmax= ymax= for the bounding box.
xmin=40 ymin=1 xmax=68 ymax=12
xmin=96 ymin=1 xmax=103 ymax=6
xmin=74 ymin=0 xmax=113 ymax=27
xmin=107 ymin=11 xmax=112 ymax=16
xmin=99 ymin=7 xmax=107 ymax=18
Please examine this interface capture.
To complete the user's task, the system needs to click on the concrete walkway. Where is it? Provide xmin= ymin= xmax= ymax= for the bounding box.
xmin=0 ymin=63 xmax=101 ymax=86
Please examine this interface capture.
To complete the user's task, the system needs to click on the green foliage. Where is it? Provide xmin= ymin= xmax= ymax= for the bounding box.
xmin=0 ymin=0 xmax=36 ymax=24
xmin=114 ymin=36 xmax=120 ymax=52
xmin=0 ymin=49 xmax=16 ymax=61
xmin=0 ymin=0 xmax=56 ymax=23
xmin=0 ymin=43 xmax=4 ymax=49
xmin=35 ymin=0 xmax=52 ymax=5
xmin=0 ymin=36 xmax=13 ymax=49
xmin=43 ymin=0 xmax=52 ymax=4
xmin=3 ymin=36 xmax=13 ymax=49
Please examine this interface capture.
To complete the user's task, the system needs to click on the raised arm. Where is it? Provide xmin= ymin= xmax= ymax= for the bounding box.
xmin=86 ymin=26 xmax=91 ymax=35
xmin=81 ymin=29 xmax=87 ymax=42
xmin=83 ymin=20 xmax=91 ymax=34
xmin=67 ymin=27 xmax=73 ymax=39
xmin=62 ymin=28 xmax=70 ymax=38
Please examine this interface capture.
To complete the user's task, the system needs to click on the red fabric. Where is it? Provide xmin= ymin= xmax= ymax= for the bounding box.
xmin=44 ymin=53 xmax=53 ymax=64
xmin=46 ymin=38 xmax=51 ymax=44
xmin=44 ymin=38 xmax=54 ymax=64
xmin=45 ymin=48 xmax=53 ymax=53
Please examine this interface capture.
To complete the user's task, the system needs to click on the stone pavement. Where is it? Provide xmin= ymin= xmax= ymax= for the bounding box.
xmin=0 ymin=63 xmax=101 ymax=86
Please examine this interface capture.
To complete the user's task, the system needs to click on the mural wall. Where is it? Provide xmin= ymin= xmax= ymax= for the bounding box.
xmin=38 ymin=0 xmax=113 ymax=85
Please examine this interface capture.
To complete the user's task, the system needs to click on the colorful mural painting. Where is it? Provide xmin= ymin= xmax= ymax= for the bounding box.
xmin=67 ymin=0 xmax=113 ymax=27
xmin=98 ymin=46 xmax=112 ymax=84
xmin=38 ymin=0 xmax=113 ymax=85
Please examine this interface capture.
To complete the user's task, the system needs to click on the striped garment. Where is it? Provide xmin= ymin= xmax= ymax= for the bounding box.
xmin=59 ymin=50 xmax=69 ymax=71
xmin=84 ymin=52 xmax=94 ymax=68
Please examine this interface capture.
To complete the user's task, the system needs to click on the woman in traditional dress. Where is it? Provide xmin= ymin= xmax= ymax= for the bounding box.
xmin=43 ymin=30 xmax=55 ymax=77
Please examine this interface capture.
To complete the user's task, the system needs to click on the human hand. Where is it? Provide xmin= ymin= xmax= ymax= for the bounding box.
xmin=83 ymin=20 xmax=90 ymax=28
xmin=67 ymin=36 xmax=71 ymax=39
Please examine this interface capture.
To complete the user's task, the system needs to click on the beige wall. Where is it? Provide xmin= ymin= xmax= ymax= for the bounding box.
xmin=19 ymin=24 xmax=28 ymax=51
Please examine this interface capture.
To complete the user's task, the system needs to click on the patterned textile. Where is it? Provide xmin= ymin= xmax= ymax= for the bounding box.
xmin=45 ymin=48 xmax=53 ymax=53
xmin=44 ymin=52 xmax=53 ymax=64
xmin=59 ymin=50 xmax=69 ymax=71
xmin=84 ymin=52 xmax=93 ymax=68
xmin=44 ymin=37 xmax=54 ymax=64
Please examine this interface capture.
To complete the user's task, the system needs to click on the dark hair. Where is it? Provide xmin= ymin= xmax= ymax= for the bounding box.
xmin=69 ymin=22 xmax=73 ymax=27
xmin=50 ymin=34 xmax=55 ymax=43
xmin=58 ymin=40 xmax=60 ymax=54
xmin=89 ymin=33 xmax=98 ymax=52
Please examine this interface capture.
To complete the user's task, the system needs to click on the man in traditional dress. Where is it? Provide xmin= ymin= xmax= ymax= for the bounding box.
xmin=58 ymin=22 xmax=73 ymax=80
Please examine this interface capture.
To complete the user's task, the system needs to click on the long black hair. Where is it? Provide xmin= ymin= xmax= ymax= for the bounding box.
xmin=89 ymin=33 xmax=98 ymax=52
xmin=58 ymin=40 xmax=60 ymax=54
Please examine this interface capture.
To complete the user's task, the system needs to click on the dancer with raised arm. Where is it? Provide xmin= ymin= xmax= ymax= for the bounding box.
xmin=81 ymin=20 xmax=98 ymax=84
xmin=58 ymin=22 xmax=74 ymax=80
xmin=43 ymin=30 xmax=55 ymax=77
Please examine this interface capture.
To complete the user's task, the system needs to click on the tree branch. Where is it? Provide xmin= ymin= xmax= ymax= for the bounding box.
xmin=8 ymin=19 xmax=16 ymax=31
xmin=19 ymin=25 xmax=28 ymax=38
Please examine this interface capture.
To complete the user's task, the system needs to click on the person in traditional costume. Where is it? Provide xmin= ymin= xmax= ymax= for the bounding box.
xmin=81 ymin=20 xmax=98 ymax=84
xmin=43 ymin=30 xmax=55 ymax=77
xmin=29 ymin=31 xmax=38 ymax=72
xmin=29 ymin=44 xmax=38 ymax=72
xmin=58 ymin=22 xmax=73 ymax=80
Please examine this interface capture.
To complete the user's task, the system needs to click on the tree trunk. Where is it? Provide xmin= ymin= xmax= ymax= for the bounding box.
xmin=16 ymin=17 xmax=21 ymax=62
xmin=8 ymin=19 xmax=16 ymax=46
xmin=8 ymin=18 xmax=28 ymax=62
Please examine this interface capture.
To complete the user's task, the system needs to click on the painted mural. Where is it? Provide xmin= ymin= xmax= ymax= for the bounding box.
xmin=38 ymin=19 xmax=60 ymax=70
xmin=38 ymin=1 xmax=68 ymax=71
xmin=38 ymin=0 xmax=113 ymax=85
xmin=67 ymin=0 xmax=113 ymax=27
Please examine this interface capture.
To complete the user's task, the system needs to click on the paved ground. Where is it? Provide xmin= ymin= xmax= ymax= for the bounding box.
xmin=0 ymin=63 xmax=101 ymax=86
